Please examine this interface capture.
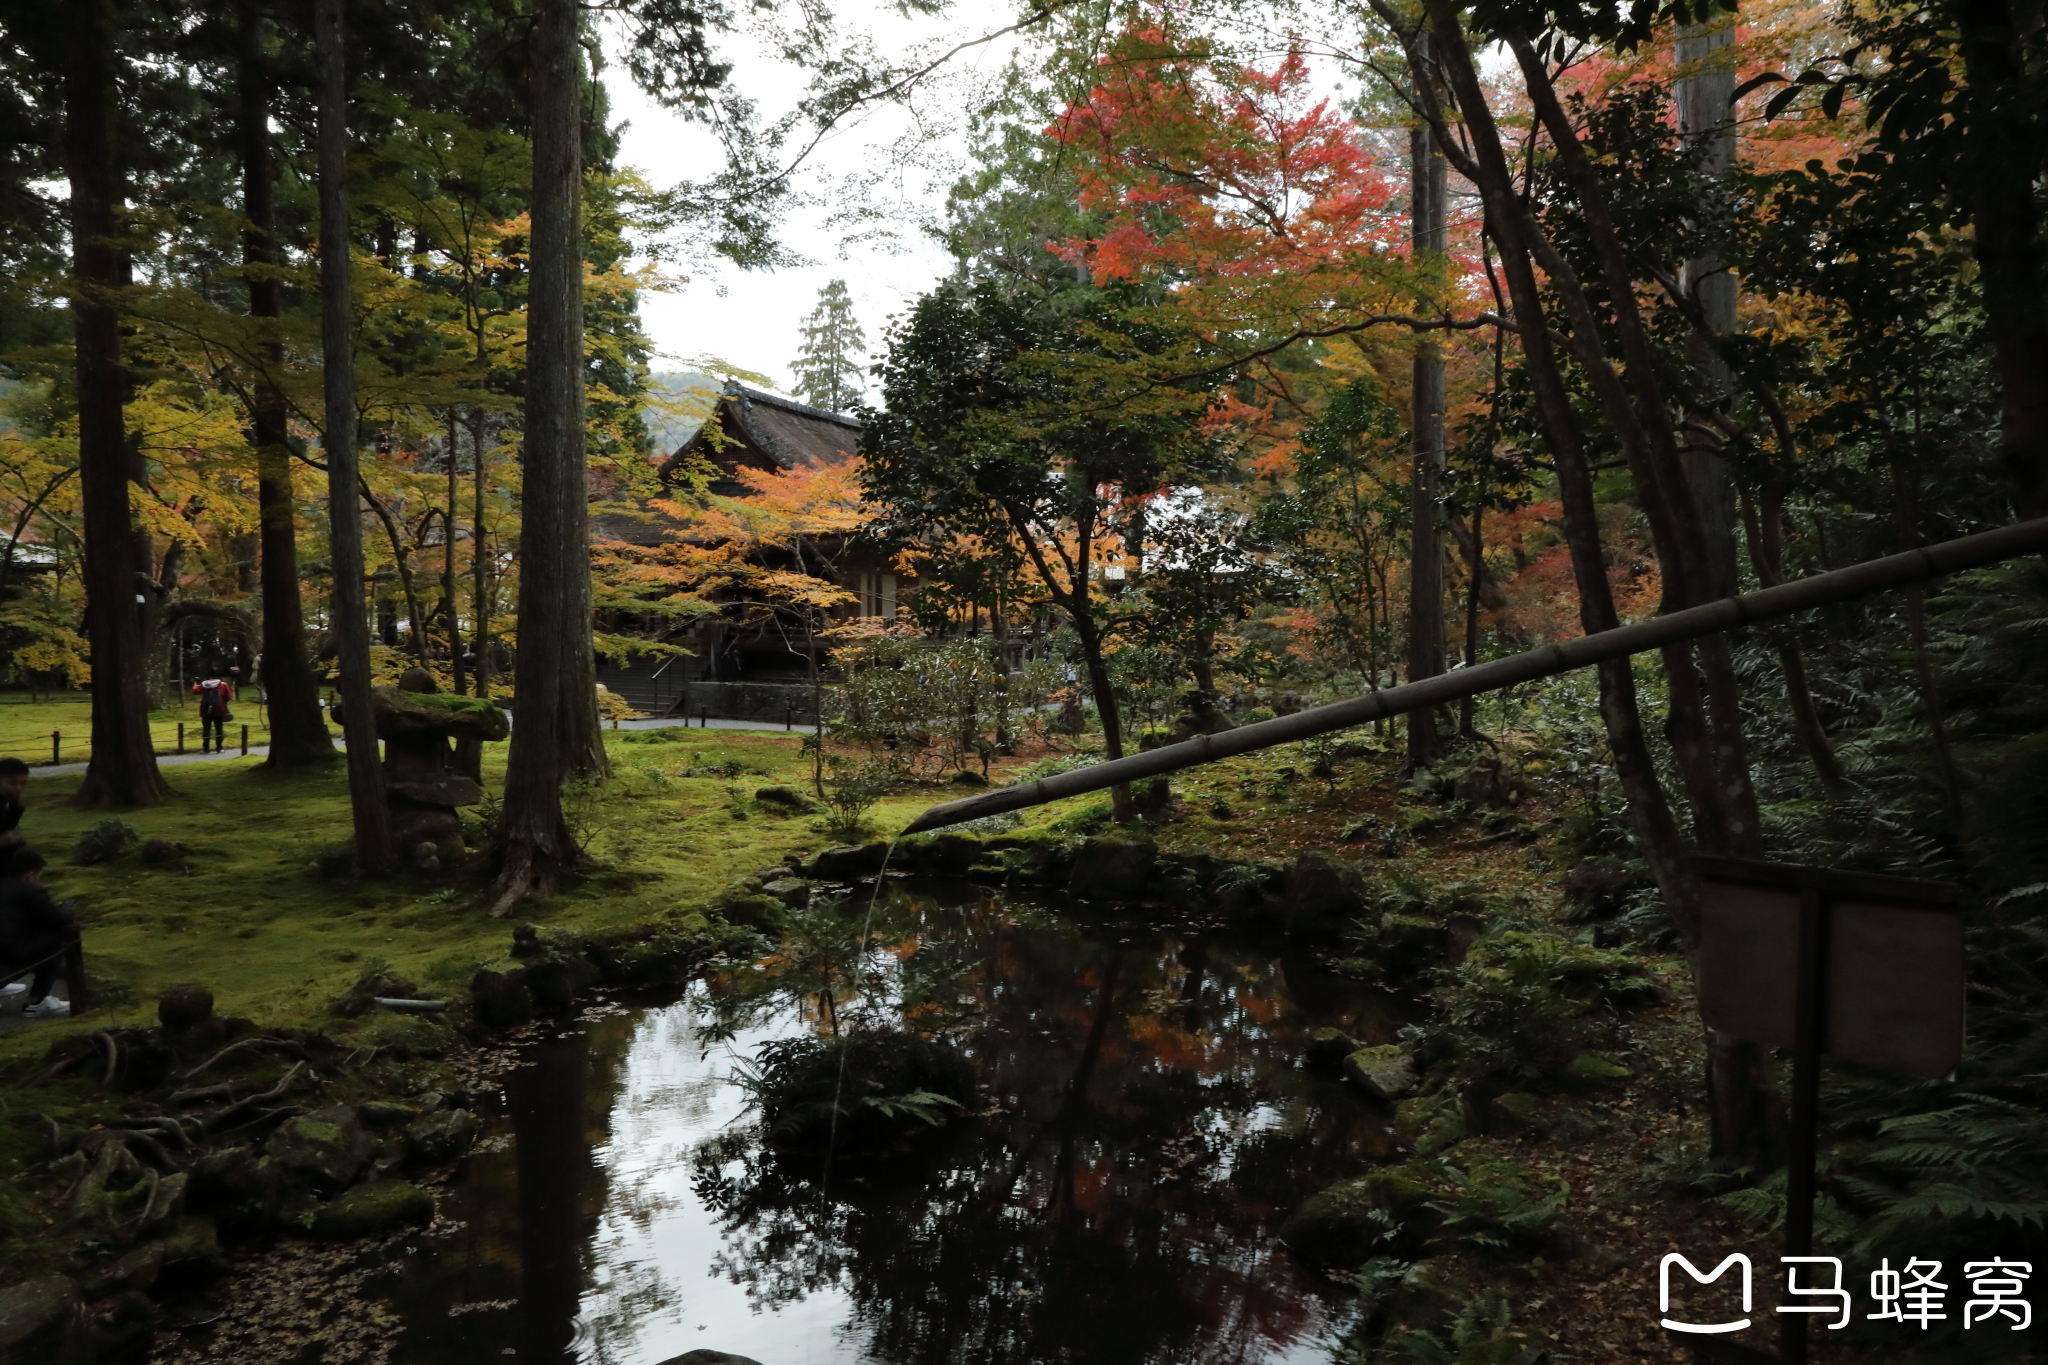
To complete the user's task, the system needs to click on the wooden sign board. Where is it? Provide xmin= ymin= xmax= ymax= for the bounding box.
xmin=1694 ymin=858 xmax=1963 ymax=1080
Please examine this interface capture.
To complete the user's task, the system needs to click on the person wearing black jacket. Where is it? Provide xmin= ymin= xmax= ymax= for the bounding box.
xmin=0 ymin=756 xmax=28 ymax=853
xmin=0 ymin=852 xmax=74 ymax=1018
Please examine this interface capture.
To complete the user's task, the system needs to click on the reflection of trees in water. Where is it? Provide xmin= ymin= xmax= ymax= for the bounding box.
xmin=577 ymin=1007 xmax=751 ymax=1360
xmin=690 ymin=895 xmax=1389 ymax=1365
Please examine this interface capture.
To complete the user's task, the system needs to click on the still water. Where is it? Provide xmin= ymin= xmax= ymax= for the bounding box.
xmin=390 ymin=882 xmax=1398 ymax=1365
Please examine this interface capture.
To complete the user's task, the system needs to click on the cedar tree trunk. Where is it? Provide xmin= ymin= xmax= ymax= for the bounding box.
xmin=491 ymin=0 xmax=606 ymax=913
xmin=315 ymin=0 xmax=396 ymax=871
xmin=1405 ymin=46 xmax=1448 ymax=768
xmin=242 ymin=0 xmax=333 ymax=770
xmin=67 ymin=0 xmax=166 ymax=808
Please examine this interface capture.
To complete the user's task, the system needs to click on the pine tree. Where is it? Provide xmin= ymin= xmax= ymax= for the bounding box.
xmin=790 ymin=278 xmax=866 ymax=412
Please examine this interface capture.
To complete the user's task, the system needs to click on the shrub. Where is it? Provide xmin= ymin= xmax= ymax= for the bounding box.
xmin=1425 ymin=931 xmax=1654 ymax=1088
xmin=820 ymin=757 xmax=892 ymax=841
xmin=70 ymin=819 xmax=139 ymax=866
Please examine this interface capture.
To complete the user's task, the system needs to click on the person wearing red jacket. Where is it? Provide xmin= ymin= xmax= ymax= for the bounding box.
xmin=193 ymin=675 xmax=234 ymax=753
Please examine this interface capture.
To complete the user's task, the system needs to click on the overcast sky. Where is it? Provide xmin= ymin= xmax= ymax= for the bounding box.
xmin=600 ymin=8 xmax=989 ymax=399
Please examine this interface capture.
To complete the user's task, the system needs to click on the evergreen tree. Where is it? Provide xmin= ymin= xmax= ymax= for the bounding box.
xmin=789 ymin=278 xmax=866 ymax=412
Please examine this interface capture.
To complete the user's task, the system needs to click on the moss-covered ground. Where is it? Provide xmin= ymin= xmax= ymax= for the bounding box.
xmin=0 ymin=727 xmax=951 ymax=1045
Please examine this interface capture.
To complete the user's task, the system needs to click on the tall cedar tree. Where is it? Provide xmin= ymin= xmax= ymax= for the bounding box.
xmin=1405 ymin=37 xmax=1449 ymax=769
xmin=66 ymin=0 xmax=166 ymax=807
xmin=790 ymin=278 xmax=866 ymax=412
xmin=316 ymin=0 xmax=395 ymax=872
xmin=491 ymin=0 xmax=608 ymax=912
xmin=240 ymin=0 xmax=333 ymax=770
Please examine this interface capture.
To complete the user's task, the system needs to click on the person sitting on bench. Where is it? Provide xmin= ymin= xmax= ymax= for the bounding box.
xmin=0 ymin=852 xmax=74 ymax=1018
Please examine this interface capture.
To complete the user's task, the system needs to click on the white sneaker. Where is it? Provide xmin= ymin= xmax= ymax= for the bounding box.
xmin=0 ymin=983 xmax=25 ymax=998
xmin=23 ymin=997 xmax=69 ymax=1018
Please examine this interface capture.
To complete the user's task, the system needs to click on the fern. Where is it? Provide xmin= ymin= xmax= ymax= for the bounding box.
xmin=861 ymin=1090 xmax=964 ymax=1127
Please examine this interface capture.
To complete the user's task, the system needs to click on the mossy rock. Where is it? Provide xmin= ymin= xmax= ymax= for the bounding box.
xmin=0 ymin=1275 xmax=85 ymax=1357
xmin=1342 ymin=1044 xmax=1418 ymax=1102
xmin=158 ymin=1215 xmax=221 ymax=1270
xmin=1278 ymin=1167 xmax=1440 ymax=1267
xmin=1394 ymin=1094 xmax=1469 ymax=1155
xmin=1279 ymin=849 xmax=1369 ymax=938
xmin=265 ymin=1106 xmax=372 ymax=1191
xmin=349 ymin=1012 xmax=455 ymax=1057
xmin=469 ymin=967 xmax=533 ymax=1028
xmin=356 ymin=1101 xmax=418 ymax=1131
xmin=403 ymin=1109 xmax=478 ymax=1166
xmin=1370 ymin=913 xmax=1453 ymax=981
xmin=524 ymin=950 xmax=602 ymax=1009
xmin=1567 ymin=1051 xmax=1632 ymax=1084
xmin=310 ymin=1181 xmax=435 ymax=1241
xmin=717 ymin=893 xmax=784 ymax=933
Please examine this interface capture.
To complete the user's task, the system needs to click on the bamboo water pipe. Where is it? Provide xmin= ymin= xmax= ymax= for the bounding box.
xmin=902 ymin=517 xmax=2048 ymax=835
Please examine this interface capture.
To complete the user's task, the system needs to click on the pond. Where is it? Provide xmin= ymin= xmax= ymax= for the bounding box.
xmin=388 ymin=878 xmax=1402 ymax=1365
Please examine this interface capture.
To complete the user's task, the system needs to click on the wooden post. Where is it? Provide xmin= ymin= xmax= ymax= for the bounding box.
xmin=1780 ymin=885 xmax=1827 ymax=1365
xmin=176 ymin=722 xmax=184 ymax=754
xmin=50 ymin=731 xmax=59 ymax=765
xmin=240 ymin=724 xmax=249 ymax=755
xmin=63 ymin=936 xmax=88 ymax=1015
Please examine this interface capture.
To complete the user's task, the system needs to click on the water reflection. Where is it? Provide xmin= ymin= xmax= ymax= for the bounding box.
xmin=393 ymin=886 xmax=1397 ymax=1365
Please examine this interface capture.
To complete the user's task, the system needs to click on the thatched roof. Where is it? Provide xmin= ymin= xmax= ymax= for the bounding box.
xmin=660 ymin=382 xmax=861 ymax=483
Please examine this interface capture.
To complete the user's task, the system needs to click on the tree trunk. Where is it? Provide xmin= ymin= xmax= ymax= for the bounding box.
xmin=445 ymin=418 xmax=465 ymax=695
xmin=1504 ymin=31 xmax=1763 ymax=859
xmin=362 ymin=488 xmax=430 ymax=666
xmin=492 ymin=0 xmax=603 ymax=913
xmin=66 ymin=0 xmax=166 ymax=809
xmin=1405 ymin=48 xmax=1447 ymax=769
xmin=1460 ymin=500 xmax=1483 ymax=737
xmin=471 ymin=410 xmax=493 ymax=696
xmin=1421 ymin=0 xmax=1780 ymax=1171
xmin=1674 ymin=15 xmax=1742 ymax=599
xmin=315 ymin=0 xmax=396 ymax=872
xmin=1742 ymin=486 xmax=1849 ymax=794
xmin=1954 ymin=0 xmax=2048 ymax=518
xmin=242 ymin=0 xmax=333 ymax=771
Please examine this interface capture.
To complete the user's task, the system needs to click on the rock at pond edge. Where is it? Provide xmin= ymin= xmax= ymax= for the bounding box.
xmin=265 ymin=1106 xmax=373 ymax=1191
xmin=1303 ymin=1027 xmax=1359 ymax=1070
xmin=404 ymin=1109 xmax=478 ymax=1165
xmin=0 ymin=1275 xmax=85 ymax=1355
xmin=1065 ymin=835 xmax=1157 ymax=900
xmin=310 ymin=1181 xmax=436 ymax=1241
xmin=1342 ymin=1044 xmax=1417 ymax=1102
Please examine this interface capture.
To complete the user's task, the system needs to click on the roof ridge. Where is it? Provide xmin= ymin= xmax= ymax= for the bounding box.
xmin=726 ymin=380 xmax=863 ymax=430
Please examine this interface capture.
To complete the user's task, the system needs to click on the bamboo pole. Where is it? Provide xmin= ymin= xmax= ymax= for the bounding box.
xmin=902 ymin=517 xmax=2048 ymax=835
